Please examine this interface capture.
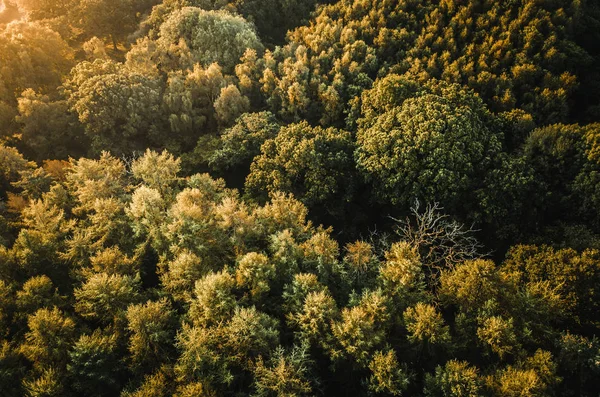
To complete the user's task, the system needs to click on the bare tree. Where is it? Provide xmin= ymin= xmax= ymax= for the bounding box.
xmin=120 ymin=151 xmax=143 ymax=176
xmin=392 ymin=200 xmax=488 ymax=271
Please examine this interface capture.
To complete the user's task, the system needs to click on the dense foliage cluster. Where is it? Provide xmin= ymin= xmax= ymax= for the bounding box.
xmin=1 ymin=149 xmax=599 ymax=396
xmin=1 ymin=0 xmax=600 ymax=395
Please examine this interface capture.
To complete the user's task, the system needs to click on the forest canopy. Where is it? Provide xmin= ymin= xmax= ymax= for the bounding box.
xmin=1 ymin=0 xmax=600 ymax=396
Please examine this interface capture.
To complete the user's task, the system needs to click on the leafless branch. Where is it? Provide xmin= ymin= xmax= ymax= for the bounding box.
xmin=120 ymin=151 xmax=143 ymax=175
xmin=392 ymin=199 xmax=489 ymax=271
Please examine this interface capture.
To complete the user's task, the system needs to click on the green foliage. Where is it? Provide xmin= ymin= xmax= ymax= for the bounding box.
xmin=65 ymin=60 xmax=163 ymax=154
xmin=210 ymin=111 xmax=280 ymax=172
xmin=368 ymin=349 xmax=410 ymax=396
xmin=19 ymin=307 xmax=75 ymax=370
xmin=439 ymin=260 xmax=500 ymax=311
xmin=74 ymin=273 xmax=142 ymax=325
xmin=0 ymin=21 xmax=73 ymax=132
xmin=78 ymin=0 xmax=154 ymax=48
xmin=126 ymin=299 xmax=177 ymax=371
xmin=124 ymin=368 xmax=173 ymax=397
xmin=214 ymin=85 xmax=250 ymax=127
xmin=424 ymin=360 xmax=482 ymax=397
xmin=0 ymin=144 xmax=34 ymax=195
xmin=189 ymin=270 xmax=237 ymax=326
xmin=486 ymin=350 xmax=560 ymax=397
xmin=157 ymin=7 xmax=263 ymax=73
xmin=235 ymin=252 xmax=276 ymax=302
xmin=22 ymin=367 xmax=65 ymax=397
xmin=0 ymin=145 xmax=598 ymax=395
xmin=257 ymin=0 xmax=596 ymax=126
xmin=502 ymin=245 xmax=600 ymax=328
xmin=16 ymin=276 xmax=63 ymax=317
xmin=252 ymin=345 xmax=314 ymax=397
xmin=404 ymin=303 xmax=450 ymax=347
xmin=286 ymin=289 xmax=337 ymax=348
xmin=141 ymin=0 xmax=318 ymax=45
xmin=15 ymin=89 xmax=85 ymax=161
xmin=379 ymin=241 xmax=425 ymax=301
xmin=176 ymin=306 xmax=279 ymax=388
xmin=132 ymin=149 xmax=181 ymax=195
xmin=246 ymin=121 xmax=356 ymax=210
xmin=2 ymin=1 xmax=600 ymax=395
xmin=0 ymin=340 xmax=25 ymax=397
xmin=66 ymin=151 xmax=128 ymax=213
xmin=356 ymin=83 xmax=502 ymax=212
xmin=67 ymin=331 xmax=121 ymax=396
xmin=331 ymin=289 xmax=390 ymax=366
xmin=0 ymin=280 xmax=15 ymax=337
xmin=557 ymin=333 xmax=600 ymax=397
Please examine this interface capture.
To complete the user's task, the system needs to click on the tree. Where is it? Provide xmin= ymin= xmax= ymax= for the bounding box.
xmin=220 ymin=306 xmax=279 ymax=368
xmin=246 ymin=121 xmax=356 ymax=211
xmin=157 ymin=8 xmax=263 ymax=73
xmin=0 ymin=145 xmax=34 ymax=197
xmin=85 ymin=246 xmax=140 ymax=277
xmin=126 ymin=299 xmax=177 ymax=371
xmin=0 ymin=340 xmax=25 ymax=397
xmin=234 ymin=0 xmax=319 ymax=45
xmin=282 ymin=273 xmax=327 ymax=315
xmin=158 ymin=63 xmax=229 ymax=151
xmin=124 ymin=368 xmax=174 ymax=397
xmin=269 ymin=0 xmax=595 ymax=125
xmin=253 ymin=345 xmax=314 ymax=397
xmin=286 ymin=290 xmax=337 ymax=348
xmin=519 ymin=124 xmax=588 ymax=227
xmin=423 ymin=360 xmax=482 ymax=397
xmin=356 ymin=85 xmax=502 ymax=213
xmin=209 ymin=111 xmax=280 ymax=173
xmin=15 ymin=0 xmax=73 ymax=21
xmin=486 ymin=350 xmax=560 ymax=397
xmin=189 ymin=270 xmax=237 ymax=327
xmin=0 ymin=21 xmax=74 ymax=101
xmin=16 ymin=276 xmax=63 ymax=318
xmin=74 ymin=273 xmax=142 ymax=325
xmin=132 ymin=149 xmax=181 ymax=196
xmin=160 ymin=250 xmax=213 ymax=303
xmin=214 ymin=85 xmax=250 ymax=127
xmin=67 ymin=331 xmax=121 ymax=396
xmin=556 ymin=333 xmax=600 ymax=397
xmin=331 ymin=289 xmax=390 ymax=366
xmin=22 ymin=367 xmax=65 ymax=397
xmin=0 ymin=21 xmax=73 ymax=136
xmin=76 ymin=0 xmax=154 ymax=50
xmin=163 ymin=181 xmax=233 ymax=266
xmin=235 ymin=252 xmax=276 ymax=303
xmin=19 ymin=307 xmax=75 ymax=371
xmin=501 ymin=245 xmax=600 ymax=329
xmin=476 ymin=316 xmax=519 ymax=360
xmin=0 ymin=280 xmax=14 ymax=338
xmin=11 ymin=199 xmax=72 ymax=283
xmin=16 ymin=89 xmax=85 ymax=161
xmin=404 ymin=303 xmax=450 ymax=348
xmin=65 ymin=60 xmax=164 ymax=155
xmin=368 ymin=350 xmax=410 ymax=396
xmin=66 ymin=151 xmax=127 ymax=213
xmin=176 ymin=306 xmax=279 ymax=388
xmin=140 ymin=0 xmax=317 ymax=46
xmin=439 ymin=260 xmax=501 ymax=311
xmin=394 ymin=201 xmax=486 ymax=270
xmin=339 ymin=240 xmax=378 ymax=291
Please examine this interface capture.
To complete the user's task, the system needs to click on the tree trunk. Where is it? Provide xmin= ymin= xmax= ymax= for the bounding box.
xmin=111 ymin=34 xmax=118 ymax=51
